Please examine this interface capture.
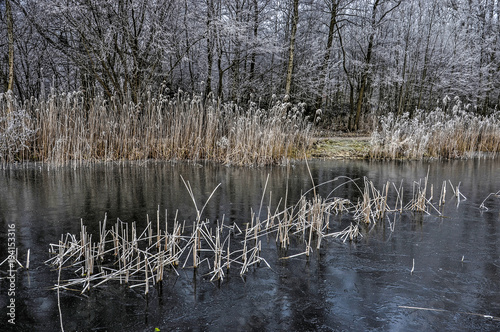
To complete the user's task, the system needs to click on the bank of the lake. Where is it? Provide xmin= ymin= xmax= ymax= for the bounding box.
xmin=3 ymin=91 xmax=500 ymax=165
xmin=309 ymin=135 xmax=371 ymax=159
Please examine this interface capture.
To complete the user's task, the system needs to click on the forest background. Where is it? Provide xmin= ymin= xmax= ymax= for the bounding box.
xmin=1 ymin=0 xmax=500 ymax=164
xmin=3 ymin=0 xmax=500 ymax=128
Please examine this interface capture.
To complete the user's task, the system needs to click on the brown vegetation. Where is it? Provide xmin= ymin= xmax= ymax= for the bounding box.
xmin=45 ymin=172 xmax=459 ymax=293
xmin=0 ymin=91 xmax=313 ymax=166
xmin=370 ymin=103 xmax=500 ymax=159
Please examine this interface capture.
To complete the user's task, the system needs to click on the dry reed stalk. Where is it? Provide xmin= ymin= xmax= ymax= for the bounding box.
xmin=380 ymin=181 xmax=390 ymax=219
xmin=398 ymin=305 xmax=500 ymax=321
xmin=362 ymin=182 xmax=371 ymax=223
xmin=157 ymin=207 xmax=161 ymax=250
xmin=242 ymin=223 xmax=249 ymax=265
xmin=306 ymin=219 xmax=313 ymax=257
xmin=352 ymin=179 xmax=373 ymax=224
xmin=113 ymin=222 xmax=119 ymax=256
xmin=192 ymin=221 xmax=198 ymax=269
xmin=157 ymin=251 xmax=164 ymax=282
xmin=322 ymin=223 xmax=361 ymax=243
xmin=226 ymin=230 xmax=231 ymax=272
xmin=447 ymin=180 xmax=467 ymax=206
xmin=57 ymin=260 xmax=65 ymax=332
xmin=98 ymin=214 xmax=108 ymax=260
xmin=479 ymin=190 xmax=500 ymax=210
xmin=144 ymin=256 xmax=149 ymax=295
xmin=146 ymin=216 xmax=152 ymax=246
xmin=25 ymin=248 xmax=30 ymax=270
xmin=439 ymin=180 xmax=447 ymax=207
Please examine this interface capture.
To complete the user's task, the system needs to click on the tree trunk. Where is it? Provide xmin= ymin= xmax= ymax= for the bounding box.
xmin=205 ymin=0 xmax=214 ymax=99
xmin=417 ymin=1 xmax=437 ymax=110
xmin=6 ymin=0 xmax=15 ymax=94
xmin=351 ymin=0 xmax=379 ymax=131
xmin=353 ymin=39 xmax=373 ymax=130
xmin=351 ymin=0 xmax=402 ymax=131
xmin=285 ymin=0 xmax=299 ymax=97
xmin=316 ymin=1 xmax=338 ymax=109
xmin=217 ymin=46 xmax=223 ymax=100
xmin=249 ymin=0 xmax=258 ymax=82
xmin=353 ymin=74 xmax=367 ymax=131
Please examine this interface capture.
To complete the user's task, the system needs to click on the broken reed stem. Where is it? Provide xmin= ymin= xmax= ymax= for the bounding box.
xmin=398 ymin=305 xmax=500 ymax=321
xmin=57 ymin=260 xmax=65 ymax=332
xmin=306 ymin=217 xmax=313 ymax=257
xmin=439 ymin=181 xmax=446 ymax=206
xmin=157 ymin=207 xmax=161 ymax=250
xmin=144 ymin=256 xmax=149 ymax=295
xmin=479 ymin=190 xmax=500 ymax=210
xmin=147 ymin=215 xmax=152 ymax=247
xmin=26 ymin=249 xmax=30 ymax=270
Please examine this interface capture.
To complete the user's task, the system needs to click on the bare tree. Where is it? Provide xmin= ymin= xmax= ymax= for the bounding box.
xmin=316 ymin=0 xmax=340 ymax=109
xmin=285 ymin=0 xmax=299 ymax=97
xmin=5 ymin=0 xmax=14 ymax=93
xmin=350 ymin=0 xmax=402 ymax=131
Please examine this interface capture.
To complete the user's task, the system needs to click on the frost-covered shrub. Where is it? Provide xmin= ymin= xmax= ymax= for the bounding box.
xmin=370 ymin=97 xmax=500 ymax=159
xmin=0 ymin=94 xmax=36 ymax=163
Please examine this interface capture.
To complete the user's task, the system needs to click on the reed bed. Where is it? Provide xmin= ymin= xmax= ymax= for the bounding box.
xmin=45 ymin=172 xmax=470 ymax=293
xmin=0 ymin=91 xmax=312 ymax=166
xmin=370 ymin=100 xmax=500 ymax=159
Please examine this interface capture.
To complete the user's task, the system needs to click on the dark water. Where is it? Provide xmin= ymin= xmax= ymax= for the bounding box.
xmin=1 ymin=159 xmax=500 ymax=331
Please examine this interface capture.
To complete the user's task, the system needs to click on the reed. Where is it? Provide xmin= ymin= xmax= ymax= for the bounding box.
xmin=0 ymin=91 xmax=312 ymax=166
xmin=371 ymin=101 xmax=500 ymax=159
xmin=479 ymin=190 xmax=500 ymax=211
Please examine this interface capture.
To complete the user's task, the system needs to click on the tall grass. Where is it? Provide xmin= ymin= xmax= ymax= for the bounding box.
xmin=0 ymin=91 xmax=313 ymax=166
xmin=370 ymin=99 xmax=500 ymax=159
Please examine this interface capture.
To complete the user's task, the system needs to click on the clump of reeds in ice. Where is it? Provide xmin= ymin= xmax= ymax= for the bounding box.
xmin=45 ymin=172 xmax=471 ymax=293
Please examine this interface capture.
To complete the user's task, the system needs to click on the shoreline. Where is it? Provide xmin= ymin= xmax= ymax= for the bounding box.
xmin=308 ymin=136 xmax=371 ymax=160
